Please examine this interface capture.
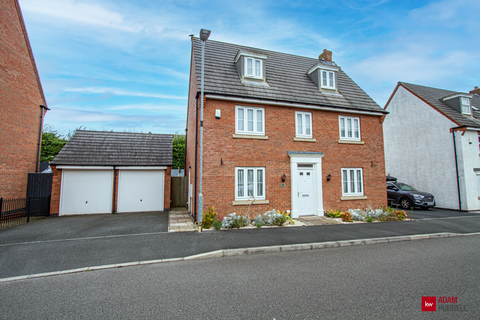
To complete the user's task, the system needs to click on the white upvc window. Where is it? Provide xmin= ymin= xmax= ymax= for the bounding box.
xmin=461 ymin=97 xmax=471 ymax=114
xmin=321 ymin=70 xmax=335 ymax=89
xmin=339 ymin=115 xmax=361 ymax=141
xmin=295 ymin=111 xmax=312 ymax=138
xmin=236 ymin=106 xmax=265 ymax=135
xmin=342 ymin=168 xmax=363 ymax=196
xmin=245 ymin=57 xmax=262 ymax=79
xmin=235 ymin=167 xmax=265 ymax=201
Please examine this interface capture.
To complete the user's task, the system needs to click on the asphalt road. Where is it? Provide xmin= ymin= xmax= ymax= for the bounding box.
xmin=1 ymin=235 xmax=478 ymax=319
xmin=1 ymin=213 xmax=480 ymax=279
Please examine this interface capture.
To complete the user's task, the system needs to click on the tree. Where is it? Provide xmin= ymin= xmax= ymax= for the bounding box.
xmin=41 ymin=125 xmax=68 ymax=162
xmin=172 ymin=134 xmax=185 ymax=169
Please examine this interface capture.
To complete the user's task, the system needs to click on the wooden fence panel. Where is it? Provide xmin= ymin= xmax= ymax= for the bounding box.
xmin=171 ymin=177 xmax=187 ymax=208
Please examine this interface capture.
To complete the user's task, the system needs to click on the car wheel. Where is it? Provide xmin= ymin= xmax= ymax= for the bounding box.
xmin=400 ymin=198 xmax=412 ymax=209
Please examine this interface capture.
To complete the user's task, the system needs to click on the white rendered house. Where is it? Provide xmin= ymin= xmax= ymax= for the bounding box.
xmin=383 ymin=82 xmax=480 ymax=211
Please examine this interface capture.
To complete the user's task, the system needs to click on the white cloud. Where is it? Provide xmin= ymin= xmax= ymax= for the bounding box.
xmin=20 ymin=0 xmax=142 ymax=32
xmin=64 ymin=87 xmax=187 ymax=100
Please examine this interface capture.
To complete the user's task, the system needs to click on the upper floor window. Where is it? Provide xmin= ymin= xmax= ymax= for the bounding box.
xmin=339 ymin=115 xmax=360 ymax=141
xmin=321 ymin=70 xmax=335 ymax=89
xmin=236 ymin=106 xmax=265 ymax=135
xmin=295 ymin=111 xmax=312 ymax=138
xmin=235 ymin=167 xmax=265 ymax=201
xmin=245 ymin=57 xmax=262 ymax=79
xmin=461 ymin=97 xmax=471 ymax=114
xmin=342 ymin=168 xmax=363 ymax=196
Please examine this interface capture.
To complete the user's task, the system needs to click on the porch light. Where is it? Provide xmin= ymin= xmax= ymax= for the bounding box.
xmin=282 ymin=174 xmax=286 ymax=182
xmin=327 ymin=174 xmax=331 ymax=181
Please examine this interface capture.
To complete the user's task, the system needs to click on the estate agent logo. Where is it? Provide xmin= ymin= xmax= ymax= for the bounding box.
xmin=422 ymin=296 xmax=467 ymax=312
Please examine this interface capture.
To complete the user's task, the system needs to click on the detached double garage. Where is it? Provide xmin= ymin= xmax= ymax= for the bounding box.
xmin=50 ymin=131 xmax=173 ymax=215
xmin=58 ymin=167 xmax=167 ymax=215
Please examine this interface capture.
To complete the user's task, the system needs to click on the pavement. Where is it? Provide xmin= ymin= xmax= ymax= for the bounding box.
xmin=168 ymin=207 xmax=196 ymax=232
xmin=1 ymin=208 xmax=480 ymax=281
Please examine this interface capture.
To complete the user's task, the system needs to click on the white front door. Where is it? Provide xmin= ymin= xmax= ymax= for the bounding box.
xmin=297 ymin=168 xmax=314 ymax=216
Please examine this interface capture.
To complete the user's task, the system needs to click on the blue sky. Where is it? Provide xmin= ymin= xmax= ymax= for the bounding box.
xmin=20 ymin=0 xmax=480 ymax=137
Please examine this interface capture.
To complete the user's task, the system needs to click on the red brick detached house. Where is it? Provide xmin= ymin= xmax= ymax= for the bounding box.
xmin=185 ymin=38 xmax=388 ymax=220
xmin=0 ymin=0 xmax=48 ymax=198
xmin=50 ymin=131 xmax=172 ymax=215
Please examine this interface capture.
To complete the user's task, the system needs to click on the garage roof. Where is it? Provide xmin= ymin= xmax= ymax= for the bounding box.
xmin=51 ymin=131 xmax=173 ymax=166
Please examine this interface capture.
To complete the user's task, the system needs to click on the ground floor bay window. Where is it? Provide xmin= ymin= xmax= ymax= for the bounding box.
xmin=235 ymin=167 xmax=265 ymax=201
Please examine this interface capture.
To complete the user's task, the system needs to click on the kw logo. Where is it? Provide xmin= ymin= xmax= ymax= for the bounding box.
xmin=422 ymin=297 xmax=436 ymax=311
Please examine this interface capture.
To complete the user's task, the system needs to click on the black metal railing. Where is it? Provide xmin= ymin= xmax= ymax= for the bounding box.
xmin=0 ymin=196 xmax=50 ymax=229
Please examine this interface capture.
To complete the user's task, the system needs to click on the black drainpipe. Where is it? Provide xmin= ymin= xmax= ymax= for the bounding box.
xmin=194 ymin=94 xmax=199 ymax=221
xmin=36 ymin=105 xmax=50 ymax=172
xmin=452 ymin=127 xmax=463 ymax=211
xmin=112 ymin=166 xmax=117 ymax=214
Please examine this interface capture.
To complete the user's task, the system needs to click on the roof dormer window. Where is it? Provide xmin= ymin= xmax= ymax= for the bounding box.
xmin=321 ymin=70 xmax=335 ymax=89
xmin=246 ymin=57 xmax=262 ymax=79
xmin=234 ymin=50 xmax=268 ymax=83
xmin=461 ymin=97 xmax=471 ymax=114
xmin=307 ymin=49 xmax=339 ymax=92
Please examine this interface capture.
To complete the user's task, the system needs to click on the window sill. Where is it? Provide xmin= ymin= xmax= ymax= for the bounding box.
xmin=233 ymin=134 xmax=268 ymax=140
xmin=294 ymin=137 xmax=316 ymax=142
xmin=232 ymin=200 xmax=269 ymax=206
xmin=338 ymin=140 xmax=364 ymax=145
xmin=341 ymin=196 xmax=367 ymax=201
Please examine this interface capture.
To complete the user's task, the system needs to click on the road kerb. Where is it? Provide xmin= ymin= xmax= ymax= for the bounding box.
xmin=1 ymin=232 xmax=479 ymax=283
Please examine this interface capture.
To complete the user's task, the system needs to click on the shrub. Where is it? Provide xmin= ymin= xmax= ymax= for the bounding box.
xmin=212 ymin=218 xmax=222 ymax=230
xmin=202 ymin=206 xmax=217 ymax=229
xmin=366 ymin=217 xmax=374 ymax=223
xmin=340 ymin=212 xmax=352 ymax=222
xmin=221 ymin=213 xmax=250 ymax=229
xmin=327 ymin=209 xmax=342 ymax=218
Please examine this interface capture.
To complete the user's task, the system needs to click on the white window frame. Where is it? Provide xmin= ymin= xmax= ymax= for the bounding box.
xmin=321 ymin=70 xmax=336 ymax=89
xmin=295 ymin=111 xmax=313 ymax=138
xmin=235 ymin=106 xmax=265 ymax=135
xmin=461 ymin=97 xmax=471 ymax=115
xmin=339 ymin=115 xmax=361 ymax=141
xmin=235 ymin=167 xmax=266 ymax=201
xmin=245 ymin=57 xmax=263 ymax=79
xmin=342 ymin=168 xmax=364 ymax=196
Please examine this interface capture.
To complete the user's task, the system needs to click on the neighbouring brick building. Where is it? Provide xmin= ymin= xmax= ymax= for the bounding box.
xmin=185 ymin=37 xmax=388 ymax=220
xmin=0 ymin=0 xmax=48 ymax=199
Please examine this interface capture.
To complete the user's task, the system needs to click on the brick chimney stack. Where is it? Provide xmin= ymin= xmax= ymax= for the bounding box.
xmin=319 ymin=49 xmax=332 ymax=62
xmin=469 ymin=86 xmax=480 ymax=95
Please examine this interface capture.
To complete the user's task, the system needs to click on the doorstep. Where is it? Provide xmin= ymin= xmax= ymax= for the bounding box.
xmin=168 ymin=208 xmax=196 ymax=232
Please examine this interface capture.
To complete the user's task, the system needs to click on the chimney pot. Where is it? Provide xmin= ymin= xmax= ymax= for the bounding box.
xmin=319 ymin=49 xmax=333 ymax=62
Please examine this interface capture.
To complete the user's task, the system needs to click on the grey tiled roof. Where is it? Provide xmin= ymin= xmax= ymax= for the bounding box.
xmin=400 ymin=82 xmax=480 ymax=128
xmin=192 ymin=38 xmax=384 ymax=113
xmin=51 ymin=131 xmax=173 ymax=166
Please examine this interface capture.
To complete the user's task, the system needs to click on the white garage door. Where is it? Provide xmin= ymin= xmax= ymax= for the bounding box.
xmin=117 ymin=170 xmax=164 ymax=213
xmin=60 ymin=170 xmax=113 ymax=215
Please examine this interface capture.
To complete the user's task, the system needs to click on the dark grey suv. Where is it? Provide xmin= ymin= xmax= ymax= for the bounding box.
xmin=387 ymin=181 xmax=435 ymax=210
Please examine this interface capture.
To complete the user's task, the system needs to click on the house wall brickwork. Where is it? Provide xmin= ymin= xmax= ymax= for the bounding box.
xmin=185 ymin=47 xmax=199 ymax=217
xmin=188 ymin=98 xmax=387 ymax=219
xmin=0 ymin=0 xmax=47 ymax=199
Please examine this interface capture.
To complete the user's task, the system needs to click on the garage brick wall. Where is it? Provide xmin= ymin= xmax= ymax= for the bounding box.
xmin=0 ymin=0 xmax=46 ymax=198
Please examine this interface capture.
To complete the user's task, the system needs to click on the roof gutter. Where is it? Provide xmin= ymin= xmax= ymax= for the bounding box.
xmin=205 ymin=94 xmax=387 ymax=116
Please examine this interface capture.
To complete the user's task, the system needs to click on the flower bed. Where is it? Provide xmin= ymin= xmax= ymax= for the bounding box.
xmin=327 ymin=206 xmax=408 ymax=223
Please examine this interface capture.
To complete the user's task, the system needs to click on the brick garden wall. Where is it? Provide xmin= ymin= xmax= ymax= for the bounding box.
xmin=0 ymin=0 xmax=46 ymax=198
xmin=196 ymin=98 xmax=387 ymax=219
